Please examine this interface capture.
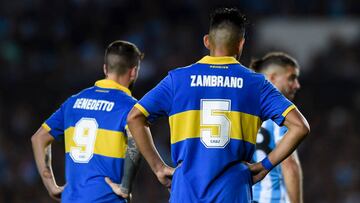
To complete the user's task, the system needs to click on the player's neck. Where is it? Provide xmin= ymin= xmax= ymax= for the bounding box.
xmin=105 ymin=74 xmax=130 ymax=89
xmin=210 ymin=49 xmax=237 ymax=58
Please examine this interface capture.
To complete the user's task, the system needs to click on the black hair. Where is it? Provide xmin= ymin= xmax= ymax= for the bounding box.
xmin=250 ymin=52 xmax=299 ymax=73
xmin=104 ymin=40 xmax=143 ymax=75
xmin=209 ymin=7 xmax=247 ymax=37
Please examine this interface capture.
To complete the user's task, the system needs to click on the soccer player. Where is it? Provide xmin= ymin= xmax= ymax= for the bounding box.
xmin=127 ymin=8 xmax=310 ymax=203
xmin=251 ymin=52 xmax=303 ymax=203
xmin=31 ymin=40 xmax=143 ymax=202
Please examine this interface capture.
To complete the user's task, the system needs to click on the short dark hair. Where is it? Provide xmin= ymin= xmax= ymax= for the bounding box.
xmin=209 ymin=7 xmax=247 ymax=37
xmin=250 ymin=52 xmax=299 ymax=73
xmin=104 ymin=40 xmax=143 ymax=75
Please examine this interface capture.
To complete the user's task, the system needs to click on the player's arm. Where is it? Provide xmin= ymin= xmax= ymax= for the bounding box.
xmin=127 ymin=107 xmax=174 ymax=189
xmin=281 ymin=151 xmax=303 ymax=203
xmin=250 ymin=108 xmax=309 ymax=184
xmin=126 ymin=74 xmax=175 ymax=189
xmin=120 ymin=129 xmax=142 ymax=193
xmin=267 ymin=108 xmax=309 ymax=170
xmin=105 ymin=128 xmax=142 ymax=200
xmin=31 ymin=126 xmax=64 ymax=202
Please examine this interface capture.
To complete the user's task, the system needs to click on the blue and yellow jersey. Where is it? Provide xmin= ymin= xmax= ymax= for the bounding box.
xmin=252 ymin=120 xmax=290 ymax=203
xmin=42 ymin=79 xmax=136 ymax=203
xmin=135 ymin=56 xmax=295 ymax=203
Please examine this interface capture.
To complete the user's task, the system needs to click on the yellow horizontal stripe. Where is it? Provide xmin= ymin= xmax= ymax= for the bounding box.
xmin=65 ymin=127 xmax=127 ymax=158
xmin=169 ymin=110 xmax=261 ymax=144
xmin=134 ymin=103 xmax=149 ymax=117
xmin=197 ymin=56 xmax=240 ymax=65
xmin=282 ymin=104 xmax=296 ymax=117
xmin=42 ymin=123 xmax=51 ymax=131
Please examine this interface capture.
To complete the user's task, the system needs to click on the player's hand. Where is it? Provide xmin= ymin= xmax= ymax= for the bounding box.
xmin=48 ymin=184 xmax=64 ymax=202
xmin=245 ymin=162 xmax=269 ymax=185
xmin=105 ymin=177 xmax=131 ymax=200
xmin=155 ymin=164 xmax=175 ymax=189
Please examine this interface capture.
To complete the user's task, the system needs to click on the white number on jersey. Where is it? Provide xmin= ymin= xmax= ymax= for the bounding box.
xmin=200 ymin=99 xmax=231 ymax=148
xmin=70 ymin=118 xmax=98 ymax=163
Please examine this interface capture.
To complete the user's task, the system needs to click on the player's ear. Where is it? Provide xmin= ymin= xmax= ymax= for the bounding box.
xmin=203 ymin=34 xmax=210 ymax=50
xmin=129 ymin=66 xmax=137 ymax=80
xmin=103 ymin=64 xmax=108 ymax=76
xmin=268 ymin=73 xmax=278 ymax=83
xmin=238 ymin=38 xmax=245 ymax=52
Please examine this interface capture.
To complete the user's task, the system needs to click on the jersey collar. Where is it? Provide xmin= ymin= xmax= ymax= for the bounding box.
xmin=197 ymin=55 xmax=240 ymax=65
xmin=94 ymin=79 xmax=132 ymax=96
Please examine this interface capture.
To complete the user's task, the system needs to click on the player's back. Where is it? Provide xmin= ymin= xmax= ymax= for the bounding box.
xmin=167 ymin=56 xmax=270 ymax=202
xmin=43 ymin=79 xmax=136 ymax=203
xmin=252 ymin=120 xmax=290 ymax=203
xmin=136 ymin=56 xmax=293 ymax=203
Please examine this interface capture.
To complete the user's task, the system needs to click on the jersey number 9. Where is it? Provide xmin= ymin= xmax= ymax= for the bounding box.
xmin=70 ymin=118 xmax=98 ymax=163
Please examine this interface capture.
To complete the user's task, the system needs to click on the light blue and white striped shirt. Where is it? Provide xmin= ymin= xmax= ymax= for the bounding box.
xmin=252 ymin=120 xmax=290 ymax=203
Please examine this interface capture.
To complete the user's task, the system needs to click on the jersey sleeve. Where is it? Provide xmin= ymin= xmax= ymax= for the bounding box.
xmin=135 ymin=74 xmax=173 ymax=123
xmin=42 ymin=102 xmax=66 ymax=140
xmin=259 ymin=79 xmax=296 ymax=126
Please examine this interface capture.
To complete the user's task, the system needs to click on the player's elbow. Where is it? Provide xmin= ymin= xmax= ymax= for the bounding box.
xmin=31 ymin=131 xmax=44 ymax=149
xmin=285 ymin=109 xmax=310 ymax=140
xmin=31 ymin=134 xmax=36 ymax=144
xmin=301 ymin=119 xmax=310 ymax=136
xmin=31 ymin=131 xmax=40 ymax=144
xmin=31 ymin=127 xmax=54 ymax=147
xmin=296 ymin=120 xmax=310 ymax=140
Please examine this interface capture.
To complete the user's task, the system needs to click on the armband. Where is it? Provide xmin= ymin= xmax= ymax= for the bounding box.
xmin=261 ymin=157 xmax=274 ymax=171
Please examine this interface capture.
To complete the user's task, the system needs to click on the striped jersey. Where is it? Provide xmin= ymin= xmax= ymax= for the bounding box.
xmin=252 ymin=120 xmax=290 ymax=203
xmin=135 ymin=56 xmax=295 ymax=203
xmin=42 ymin=79 xmax=136 ymax=203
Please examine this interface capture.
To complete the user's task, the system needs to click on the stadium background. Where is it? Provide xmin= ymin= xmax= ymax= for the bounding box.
xmin=0 ymin=0 xmax=359 ymax=202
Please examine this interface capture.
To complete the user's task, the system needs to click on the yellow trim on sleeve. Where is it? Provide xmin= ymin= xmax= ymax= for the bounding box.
xmin=65 ymin=127 xmax=127 ymax=159
xmin=42 ymin=123 xmax=51 ymax=132
xmin=282 ymin=104 xmax=296 ymax=117
xmin=134 ymin=103 xmax=150 ymax=117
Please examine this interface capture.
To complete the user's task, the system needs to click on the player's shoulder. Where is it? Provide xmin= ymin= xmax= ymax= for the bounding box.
xmin=237 ymin=64 xmax=266 ymax=80
xmin=122 ymin=94 xmax=138 ymax=106
xmin=51 ymin=86 xmax=95 ymax=110
xmin=168 ymin=63 xmax=196 ymax=75
xmin=69 ymin=86 xmax=96 ymax=100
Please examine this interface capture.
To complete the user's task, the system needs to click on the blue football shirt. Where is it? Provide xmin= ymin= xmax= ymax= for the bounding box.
xmin=43 ymin=79 xmax=136 ymax=203
xmin=135 ymin=56 xmax=295 ymax=203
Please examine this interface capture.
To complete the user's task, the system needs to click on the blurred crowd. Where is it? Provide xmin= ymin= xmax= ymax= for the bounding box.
xmin=0 ymin=0 xmax=359 ymax=202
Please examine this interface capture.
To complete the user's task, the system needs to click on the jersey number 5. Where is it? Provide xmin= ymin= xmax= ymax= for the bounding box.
xmin=200 ymin=99 xmax=231 ymax=148
xmin=70 ymin=118 xmax=98 ymax=163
